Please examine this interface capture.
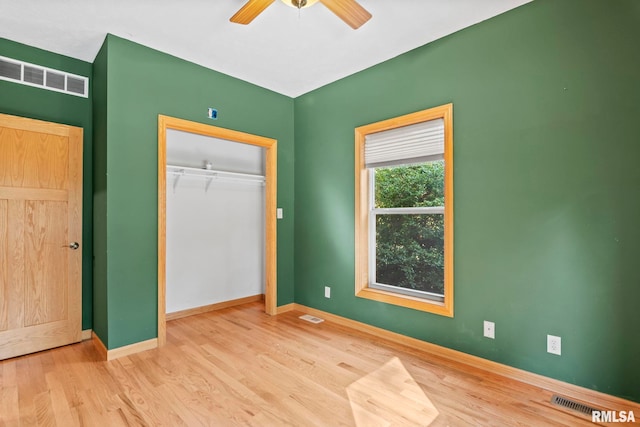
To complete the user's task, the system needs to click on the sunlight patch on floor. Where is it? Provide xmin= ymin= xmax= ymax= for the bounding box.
xmin=346 ymin=357 xmax=439 ymax=426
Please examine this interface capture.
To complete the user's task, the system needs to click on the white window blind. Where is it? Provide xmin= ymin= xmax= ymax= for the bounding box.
xmin=364 ymin=118 xmax=444 ymax=168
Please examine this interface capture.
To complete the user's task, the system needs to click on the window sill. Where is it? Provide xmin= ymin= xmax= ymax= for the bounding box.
xmin=356 ymin=286 xmax=453 ymax=317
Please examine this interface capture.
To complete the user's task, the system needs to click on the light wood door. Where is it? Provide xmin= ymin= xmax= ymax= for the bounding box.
xmin=0 ymin=113 xmax=82 ymax=360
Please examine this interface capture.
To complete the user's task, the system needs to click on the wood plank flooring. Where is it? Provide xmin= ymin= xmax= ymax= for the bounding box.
xmin=0 ymin=302 xmax=603 ymax=426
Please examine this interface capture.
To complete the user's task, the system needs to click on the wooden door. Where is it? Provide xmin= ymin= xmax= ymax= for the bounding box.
xmin=0 ymin=113 xmax=82 ymax=360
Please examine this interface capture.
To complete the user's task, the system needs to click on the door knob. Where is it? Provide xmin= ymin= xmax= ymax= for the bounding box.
xmin=66 ymin=242 xmax=79 ymax=250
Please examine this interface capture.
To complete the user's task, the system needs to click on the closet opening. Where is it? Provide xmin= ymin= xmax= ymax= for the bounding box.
xmin=158 ymin=115 xmax=277 ymax=346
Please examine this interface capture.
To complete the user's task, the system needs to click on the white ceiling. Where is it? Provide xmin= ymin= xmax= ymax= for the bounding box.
xmin=0 ymin=0 xmax=531 ymax=97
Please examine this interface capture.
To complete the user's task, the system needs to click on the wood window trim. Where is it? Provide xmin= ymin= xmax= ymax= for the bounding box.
xmin=354 ymin=103 xmax=454 ymax=317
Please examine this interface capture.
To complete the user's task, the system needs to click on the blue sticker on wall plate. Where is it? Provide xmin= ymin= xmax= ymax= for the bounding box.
xmin=207 ymin=108 xmax=218 ymax=120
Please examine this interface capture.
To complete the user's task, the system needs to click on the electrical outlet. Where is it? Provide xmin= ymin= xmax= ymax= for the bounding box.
xmin=483 ymin=321 xmax=495 ymax=339
xmin=547 ymin=335 xmax=561 ymax=355
xmin=324 ymin=286 xmax=331 ymax=298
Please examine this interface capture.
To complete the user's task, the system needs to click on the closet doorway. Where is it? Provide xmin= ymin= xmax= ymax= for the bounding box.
xmin=157 ymin=115 xmax=277 ymax=346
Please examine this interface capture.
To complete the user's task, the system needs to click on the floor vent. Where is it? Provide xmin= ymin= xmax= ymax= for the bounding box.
xmin=551 ymin=395 xmax=598 ymax=415
xmin=0 ymin=55 xmax=88 ymax=98
xmin=299 ymin=314 xmax=324 ymax=324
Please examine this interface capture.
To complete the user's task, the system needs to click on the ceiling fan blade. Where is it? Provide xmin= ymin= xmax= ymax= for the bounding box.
xmin=230 ymin=0 xmax=276 ymax=25
xmin=319 ymin=0 xmax=371 ymax=29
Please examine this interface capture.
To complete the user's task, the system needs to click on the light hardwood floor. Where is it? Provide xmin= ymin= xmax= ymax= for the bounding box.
xmin=0 ymin=302 xmax=605 ymax=426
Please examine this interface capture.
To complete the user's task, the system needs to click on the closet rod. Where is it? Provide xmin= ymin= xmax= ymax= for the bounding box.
xmin=167 ymin=164 xmax=265 ymax=191
xmin=167 ymin=165 xmax=264 ymax=181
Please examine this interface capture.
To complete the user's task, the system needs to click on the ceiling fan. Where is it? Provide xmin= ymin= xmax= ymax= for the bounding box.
xmin=230 ymin=0 xmax=372 ymax=29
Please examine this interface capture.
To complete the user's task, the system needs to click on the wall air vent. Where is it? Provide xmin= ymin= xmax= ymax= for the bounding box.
xmin=0 ymin=55 xmax=88 ymax=98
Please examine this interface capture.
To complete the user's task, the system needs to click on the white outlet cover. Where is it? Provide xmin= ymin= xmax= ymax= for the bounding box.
xmin=324 ymin=286 xmax=331 ymax=298
xmin=483 ymin=321 xmax=495 ymax=339
xmin=276 ymin=208 xmax=283 ymax=219
xmin=547 ymin=335 xmax=562 ymax=355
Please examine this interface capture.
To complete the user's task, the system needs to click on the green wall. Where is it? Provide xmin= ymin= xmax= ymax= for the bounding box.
xmin=92 ymin=41 xmax=109 ymax=342
xmin=93 ymin=35 xmax=295 ymax=349
xmin=293 ymin=0 xmax=640 ymax=402
xmin=0 ymin=38 xmax=94 ymax=330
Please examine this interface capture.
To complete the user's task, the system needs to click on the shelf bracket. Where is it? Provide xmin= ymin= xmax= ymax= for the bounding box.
xmin=204 ymin=175 xmax=214 ymax=193
xmin=172 ymin=169 xmax=184 ymax=193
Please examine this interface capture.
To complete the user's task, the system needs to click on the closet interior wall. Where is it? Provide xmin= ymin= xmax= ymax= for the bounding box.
xmin=165 ymin=129 xmax=265 ymax=315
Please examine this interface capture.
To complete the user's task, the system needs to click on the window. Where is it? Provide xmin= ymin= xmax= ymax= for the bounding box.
xmin=355 ymin=104 xmax=453 ymax=316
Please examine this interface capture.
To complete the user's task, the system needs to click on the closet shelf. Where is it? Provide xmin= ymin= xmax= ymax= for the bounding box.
xmin=167 ymin=165 xmax=265 ymax=192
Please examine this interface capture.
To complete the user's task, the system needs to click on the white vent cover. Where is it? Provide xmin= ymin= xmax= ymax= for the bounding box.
xmin=299 ymin=314 xmax=324 ymax=324
xmin=0 ymin=55 xmax=88 ymax=98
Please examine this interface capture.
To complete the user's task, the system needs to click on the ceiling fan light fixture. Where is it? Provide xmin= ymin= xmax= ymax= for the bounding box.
xmin=281 ymin=0 xmax=319 ymax=9
xmin=231 ymin=0 xmax=371 ymax=29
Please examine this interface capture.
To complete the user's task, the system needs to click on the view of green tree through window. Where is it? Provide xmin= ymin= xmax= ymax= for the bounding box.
xmin=373 ymin=161 xmax=445 ymax=296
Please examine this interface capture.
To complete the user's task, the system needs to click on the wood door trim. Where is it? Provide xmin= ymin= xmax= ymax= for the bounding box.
xmin=157 ymin=115 xmax=278 ymax=347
